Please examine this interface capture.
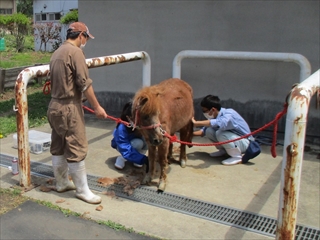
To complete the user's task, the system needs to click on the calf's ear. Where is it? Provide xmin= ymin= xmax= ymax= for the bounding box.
xmin=138 ymin=96 xmax=148 ymax=106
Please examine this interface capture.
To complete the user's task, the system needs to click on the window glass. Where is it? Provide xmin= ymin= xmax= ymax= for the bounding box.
xmin=35 ymin=14 xmax=41 ymax=21
xmin=0 ymin=9 xmax=12 ymax=14
xmin=41 ymin=14 xmax=46 ymax=21
xmin=49 ymin=13 xmax=54 ymax=21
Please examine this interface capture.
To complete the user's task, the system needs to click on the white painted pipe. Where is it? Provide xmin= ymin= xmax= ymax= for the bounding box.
xmin=14 ymin=51 xmax=151 ymax=187
xmin=172 ymin=50 xmax=311 ymax=82
xmin=85 ymin=51 xmax=151 ymax=86
xmin=276 ymin=69 xmax=320 ymax=239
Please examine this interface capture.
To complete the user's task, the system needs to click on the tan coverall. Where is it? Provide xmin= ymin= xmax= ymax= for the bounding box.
xmin=47 ymin=41 xmax=92 ymax=162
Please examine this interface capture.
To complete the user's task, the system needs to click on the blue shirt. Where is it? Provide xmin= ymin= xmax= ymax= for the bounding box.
xmin=203 ymin=108 xmax=251 ymax=136
xmin=111 ymin=123 xmax=146 ymax=165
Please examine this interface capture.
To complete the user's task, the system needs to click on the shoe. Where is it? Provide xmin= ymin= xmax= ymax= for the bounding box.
xmin=209 ymin=148 xmax=227 ymax=157
xmin=52 ymin=155 xmax=76 ymax=192
xmin=115 ymin=156 xmax=126 ymax=170
xmin=133 ymin=163 xmax=143 ymax=168
xmin=222 ymin=147 xmax=242 ymax=166
xmin=222 ymin=158 xmax=242 ymax=165
xmin=68 ymin=161 xmax=102 ymax=204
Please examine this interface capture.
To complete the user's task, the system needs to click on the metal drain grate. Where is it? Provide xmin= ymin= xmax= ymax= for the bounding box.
xmin=1 ymin=153 xmax=319 ymax=240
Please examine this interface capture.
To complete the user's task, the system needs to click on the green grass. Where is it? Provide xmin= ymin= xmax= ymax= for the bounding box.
xmin=0 ymin=51 xmax=51 ymax=68
xmin=0 ymin=35 xmax=51 ymax=68
xmin=0 ymin=91 xmax=51 ymax=137
xmin=0 ymin=34 xmax=52 ymax=138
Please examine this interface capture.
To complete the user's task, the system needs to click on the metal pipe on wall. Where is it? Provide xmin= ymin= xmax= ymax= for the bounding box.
xmin=172 ymin=50 xmax=311 ymax=83
xmin=14 ymin=51 xmax=151 ymax=187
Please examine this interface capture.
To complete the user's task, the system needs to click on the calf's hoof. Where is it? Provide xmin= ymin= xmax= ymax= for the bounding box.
xmin=157 ymin=179 xmax=166 ymax=192
xmin=142 ymin=174 xmax=152 ymax=185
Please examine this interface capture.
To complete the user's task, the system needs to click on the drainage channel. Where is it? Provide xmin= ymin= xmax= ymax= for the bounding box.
xmin=1 ymin=153 xmax=319 ymax=240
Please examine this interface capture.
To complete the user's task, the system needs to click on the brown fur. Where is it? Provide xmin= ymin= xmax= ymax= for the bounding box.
xmin=132 ymin=78 xmax=194 ymax=191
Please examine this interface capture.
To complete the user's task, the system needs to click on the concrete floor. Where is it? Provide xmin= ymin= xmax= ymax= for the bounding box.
xmin=0 ymin=119 xmax=319 ymax=239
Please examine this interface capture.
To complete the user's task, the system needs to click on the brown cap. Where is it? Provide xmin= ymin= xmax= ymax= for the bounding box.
xmin=68 ymin=22 xmax=94 ymax=39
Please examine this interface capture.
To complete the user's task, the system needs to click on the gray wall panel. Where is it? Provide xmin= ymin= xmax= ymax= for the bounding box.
xmin=79 ymin=0 xmax=320 ymax=142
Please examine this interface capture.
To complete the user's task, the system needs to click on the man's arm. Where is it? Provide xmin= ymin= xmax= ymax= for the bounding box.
xmin=83 ymin=85 xmax=108 ymax=119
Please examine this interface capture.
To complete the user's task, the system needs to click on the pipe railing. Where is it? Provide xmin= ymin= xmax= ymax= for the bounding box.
xmin=276 ymin=69 xmax=320 ymax=240
xmin=14 ymin=51 xmax=151 ymax=187
xmin=172 ymin=50 xmax=311 ymax=83
xmin=173 ymin=50 xmax=319 ymax=239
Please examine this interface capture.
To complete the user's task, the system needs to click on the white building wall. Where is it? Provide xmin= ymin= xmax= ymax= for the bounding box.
xmin=33 ymin=0 xmax=78 ymax=52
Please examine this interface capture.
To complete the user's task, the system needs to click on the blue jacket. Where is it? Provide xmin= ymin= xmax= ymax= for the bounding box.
xmin=111 ymin=123 xmax=146 ymax=165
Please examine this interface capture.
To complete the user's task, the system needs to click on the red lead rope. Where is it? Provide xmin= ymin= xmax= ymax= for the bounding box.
xmin=43 ymin=82 xmax=288 ymax=158
xmin=162 ymin=103 xmax=288 ymax=158
xmin=43 ymin=81 xmax=51 ymax=95
xmin=82 ymin=105 xmax=130 ymax=126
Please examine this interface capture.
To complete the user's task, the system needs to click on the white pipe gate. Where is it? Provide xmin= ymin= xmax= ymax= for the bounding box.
xmin=172 ymin=50 xmax=311 ymax=82
xmin=276 ymin=69 xmax=320 ymax=240
xmin=14 ymin=49 xmax=319 ymax=239
xmin=14 ymin=51 xmax=151 ymax=188
xmin=172 ymin=50 xmax=319 ymax=240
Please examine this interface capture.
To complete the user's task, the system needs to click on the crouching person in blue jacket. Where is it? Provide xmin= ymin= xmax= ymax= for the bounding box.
xmin=111 ymin=101 xmax=148 ymax=170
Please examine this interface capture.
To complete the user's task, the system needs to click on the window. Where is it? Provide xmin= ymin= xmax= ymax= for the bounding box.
xmin=0 ymin=9 xmax=13 ymax=14
xmin=49 ymin=13 xmax=54 ymax=21
xmin=55 ymin=13 xmax=61 ymax=20
xmin=34 ymin=13 xmax=61 ymax=22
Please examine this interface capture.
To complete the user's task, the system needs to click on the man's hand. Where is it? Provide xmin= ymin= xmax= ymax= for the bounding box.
xmin=93 ymin=105 xmax=108 ymax=119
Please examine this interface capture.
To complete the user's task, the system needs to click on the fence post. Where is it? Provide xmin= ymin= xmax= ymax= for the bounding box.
xmin=0 ymin=68 xmax=5 ymax=93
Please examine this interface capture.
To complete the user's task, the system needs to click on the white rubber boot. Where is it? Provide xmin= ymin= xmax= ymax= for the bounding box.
xmin=209 ymin=148 xmax=227 ymax=157
xmin=52 ymin=155 xmax=76 ymax=192
xmin=68 ymin=161 xmax=101 ymax=204
xmin=222 ymin=147 xmax=242 ymax=165
xmin=115 ymin=156 xmax=126 ymax=169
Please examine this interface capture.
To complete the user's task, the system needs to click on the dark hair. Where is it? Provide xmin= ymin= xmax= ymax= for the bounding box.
xmin=120 ymin=101 xmax=133 ymax=122
xmin=200 ymin=95 xmax=221 ymax=111
xmin=118 ymin=101 xmax=142 ymax=136
xmin=115 ymin=101 xmax=133 ymax=129
xmin=66 ymin=30 xmax=81 ymax=40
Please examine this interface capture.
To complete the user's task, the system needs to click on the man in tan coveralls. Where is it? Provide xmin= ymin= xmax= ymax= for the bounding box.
xmin=47 ymin=22 xmax=108 ymax=204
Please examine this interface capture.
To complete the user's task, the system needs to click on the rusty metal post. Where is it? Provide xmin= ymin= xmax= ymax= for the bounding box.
xmin=14 ymin=51 xmax=151 ymax=187
xmin=85 ymin=51 xmax=151 ymax=86
xmin=14 ymin=66 xmax=50 ymax=187
xmin=276 ymin=69 xmax=320 ymax=239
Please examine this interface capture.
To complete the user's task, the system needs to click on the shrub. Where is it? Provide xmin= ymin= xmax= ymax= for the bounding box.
xmin=0 ymin=13 xmax=31 ymax=52
xmin=60 ymin=9 xmax=78 ymax=25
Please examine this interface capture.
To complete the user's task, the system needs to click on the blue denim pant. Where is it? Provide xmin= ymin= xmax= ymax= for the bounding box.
xmin=129 ymin=138 xmax=148 ymax=154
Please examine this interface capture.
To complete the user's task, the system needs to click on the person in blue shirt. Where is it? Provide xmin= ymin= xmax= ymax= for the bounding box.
xmin=111 ymin=101 xmax=148 ymax=170
xmin=192 ymin=95 xmax=253 ymax=165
